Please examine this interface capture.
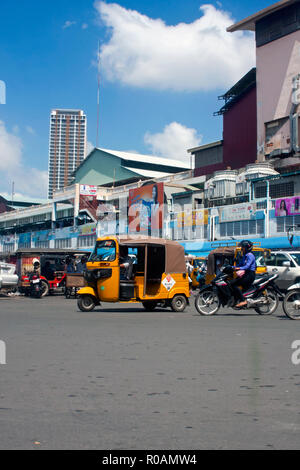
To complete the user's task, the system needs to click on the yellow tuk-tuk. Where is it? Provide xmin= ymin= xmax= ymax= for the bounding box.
xmin=206 ymin=242 xmax=270 ymax=285
xmin=77 ymin=235 xmax=190 ymax=312
xmin=188 ymin=256 xmax=207 ymax=289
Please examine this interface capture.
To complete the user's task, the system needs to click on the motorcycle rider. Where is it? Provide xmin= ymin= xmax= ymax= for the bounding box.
xmin=32 ymin=258 xmax=41 ymax=275
xmin=230 ymin=240 xmax=256 ymax=308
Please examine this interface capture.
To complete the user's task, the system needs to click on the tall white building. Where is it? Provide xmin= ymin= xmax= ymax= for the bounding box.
xmin=48 ymin=109 xmax=87 ymax=199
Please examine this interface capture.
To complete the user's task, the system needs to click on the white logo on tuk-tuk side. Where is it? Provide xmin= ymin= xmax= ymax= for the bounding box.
xmin=162 ymin=275 xmax=176 ymax=291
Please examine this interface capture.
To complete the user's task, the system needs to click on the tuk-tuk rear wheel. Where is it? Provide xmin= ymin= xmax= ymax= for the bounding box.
xmin=78 ymin=295 xmax=96 ymax=312
xmin=171 ymin=295 xmax=187 ymax=312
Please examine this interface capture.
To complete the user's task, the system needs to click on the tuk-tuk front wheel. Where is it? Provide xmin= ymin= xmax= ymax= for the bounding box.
xmin=171 ymin=295 xmax=187 ymax=312
xmin=78 ymin=295 xmax=96 ymax=312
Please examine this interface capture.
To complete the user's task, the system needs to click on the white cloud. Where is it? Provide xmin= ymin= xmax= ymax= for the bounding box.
xmin=63 ymin=20 xmax=76 ymax=29
xmin=95 ymin=2 xmax=255 ymax=92
xmin=144 ymin=122 xmax=202 ymax=162
xmin=0 ymin=121 xmax=48 ymax=200
xmin=0 ymin=121 xmax=22 ymax=172
xmin=82 ymin=23 xmax=88 ymax=30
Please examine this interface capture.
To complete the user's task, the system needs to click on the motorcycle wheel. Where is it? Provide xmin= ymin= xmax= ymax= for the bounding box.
xmin=255 ymin=288 xmax=278 ymax=315
xmin=283 ymin=290 xmax=300 ymax=320
xmin=77 ymin=295 xmax=96 ymax=312
xmin=40 ymin=280 xmax=49 ymax=297
xmin=195 ymin=288 xmax=220 ymax=316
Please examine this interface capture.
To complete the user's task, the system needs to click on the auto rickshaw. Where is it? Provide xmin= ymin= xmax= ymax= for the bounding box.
xmin=190 ymin=257 xmax=207 ymax=289
xmin=77 ymin=235 xmax=190 ymax=312
xmin=206 ymin=242 xmax=270 ymax=285
xmin=16 ymin=248 xmax=90 ymax=297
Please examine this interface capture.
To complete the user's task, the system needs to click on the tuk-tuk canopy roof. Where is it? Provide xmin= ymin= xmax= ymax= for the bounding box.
xmin=207 ymin=247 xmax=236 ymax=276
xmin=100 ymin=235 xmax=186 ymax=273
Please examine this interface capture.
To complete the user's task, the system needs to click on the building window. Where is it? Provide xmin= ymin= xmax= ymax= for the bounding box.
xmin=219 ymin=220 xmax=264 ymax=237
xmin=54 ymin=238 xmax=72 ymax=249
xmin=3 ymin=243 xmax=14 ymax=253
xmin=77 ymin=235 xmax=96 ymax=248
xmin=276 ymin=215 xmax=300 ymax=233
xmin=255 ymin=182 xmax=294 ymax=199
xmin=35 ymin=241 xmax=49 ymax=249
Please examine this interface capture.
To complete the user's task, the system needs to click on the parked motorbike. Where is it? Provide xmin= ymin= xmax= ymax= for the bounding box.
xmin=195 ymin=266 xmax=281 ymax=316
xmin=28 ymin=273 xmax=43 ymax=298
xmin=283 ymin=282 xmax=300 ymax=320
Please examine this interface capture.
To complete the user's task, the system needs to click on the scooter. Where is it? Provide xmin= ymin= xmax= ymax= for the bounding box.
xmin=28 ymin=273 xmax=43 ymax=298
xmin=195 ymin=265 xmax=281 ymax=316
xmin=283 ymin=282 xmax=300 ymax=320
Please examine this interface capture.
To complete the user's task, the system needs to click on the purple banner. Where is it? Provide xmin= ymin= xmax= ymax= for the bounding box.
xmin=275 ymin=197 xmax=300 ymax=217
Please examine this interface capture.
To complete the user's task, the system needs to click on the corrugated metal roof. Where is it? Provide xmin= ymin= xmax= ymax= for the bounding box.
xmin=123 ymin=167 xmax=177 ymax=178
xmin=98 ymin=148 xmax=189 ymax=169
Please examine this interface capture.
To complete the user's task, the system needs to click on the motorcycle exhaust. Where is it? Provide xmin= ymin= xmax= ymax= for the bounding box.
xmin=246 ymin=297 xmax=267 ymax=308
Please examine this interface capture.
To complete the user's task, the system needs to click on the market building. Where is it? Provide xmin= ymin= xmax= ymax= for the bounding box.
xmin=2 ymin=0 xmax=300 ymax=257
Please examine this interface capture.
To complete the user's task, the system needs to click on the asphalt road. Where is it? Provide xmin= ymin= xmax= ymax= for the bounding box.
xmin=0 ymin=293 xmax=299 ymax=450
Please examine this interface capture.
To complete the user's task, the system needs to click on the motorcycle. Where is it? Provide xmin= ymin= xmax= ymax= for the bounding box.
xmin=195 ymin=265 xmax=281 ymax=316
xmin=28 ymin=272 xmax=43 ymax=298
xmin=283 ymin=283 xmax=300 ymax=320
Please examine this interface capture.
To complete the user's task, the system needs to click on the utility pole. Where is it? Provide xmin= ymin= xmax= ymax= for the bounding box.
xmin=96 ymin=41 xmax=101 ymax=149
xmin=11 ymin=181 xmax=15 ymax=204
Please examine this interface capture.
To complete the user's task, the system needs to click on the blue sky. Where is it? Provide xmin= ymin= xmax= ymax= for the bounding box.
xmin=0 ymin=0 xmax=274 ymax=199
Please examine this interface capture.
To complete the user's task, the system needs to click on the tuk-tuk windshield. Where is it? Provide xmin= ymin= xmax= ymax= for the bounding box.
xmin=89 ymin=240 xmax=116 ymax=262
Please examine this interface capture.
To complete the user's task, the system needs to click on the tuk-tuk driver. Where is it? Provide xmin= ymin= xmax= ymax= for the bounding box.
xmin=119 ymin=247 xmax=134 ymax=281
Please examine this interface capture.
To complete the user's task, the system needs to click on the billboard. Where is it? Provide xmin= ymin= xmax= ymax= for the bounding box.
xmin=128 ymin=183 xmax=164 ymax=233
xmin=275 ymin=197 xmax=300 ymax=217
xmin=177 ymin=209 xmax=208 ymax=228
xmin=219 ymin=203 xmax=256 ymax=223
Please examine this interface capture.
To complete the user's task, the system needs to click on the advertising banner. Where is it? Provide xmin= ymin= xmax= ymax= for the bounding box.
xmin=18 ymin=233 xmax=31 ymax=245
xmin=80 ymin=185 xmax=97 ymax=196
xmin=177 ymin=209 xmax=208 ymax=228
xmin=21 ymin=256 xmax=39 ymax=275
xmin=78 ymin=223 xmax=96 ymax=236
xmin=219 ymin=203 xmax=256 ymax=223
xmin=32 ymin=230 xmax=49 ymax=243
xmin=128 ymin=183 xmax=164 ymax=233
xmin=275 ymin=197 xmax=300 ymax=217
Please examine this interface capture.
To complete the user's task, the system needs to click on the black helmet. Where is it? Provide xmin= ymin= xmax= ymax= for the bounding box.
xmin=239 ymin=240 xmax=253 ymax=252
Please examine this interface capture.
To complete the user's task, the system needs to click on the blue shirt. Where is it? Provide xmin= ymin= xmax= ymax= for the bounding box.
xmin=237 ymin=252 xmax=256 ymax=272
